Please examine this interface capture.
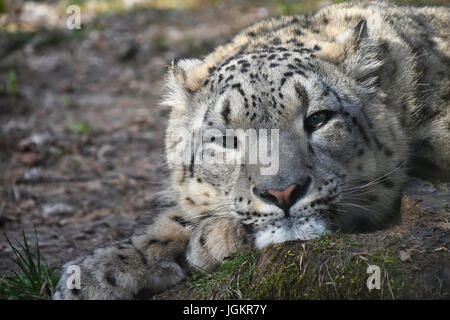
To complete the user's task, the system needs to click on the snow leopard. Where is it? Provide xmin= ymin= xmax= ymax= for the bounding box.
xmin=53 ymin=1 xmax=449 ymax=299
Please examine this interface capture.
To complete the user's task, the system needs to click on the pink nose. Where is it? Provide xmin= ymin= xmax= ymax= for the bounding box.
xmin=266 ymin=184 xmax=297 ymax=207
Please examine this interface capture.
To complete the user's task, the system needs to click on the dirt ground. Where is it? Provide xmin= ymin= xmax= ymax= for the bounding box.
xmin=0 ymin=0 xmax=449 ymax=299
xmin=0 ymin=0 xmax=279 ymax=273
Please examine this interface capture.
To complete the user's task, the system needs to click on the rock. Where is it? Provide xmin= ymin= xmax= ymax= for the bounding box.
xmin=23 ymin=167 xmax=43 ymax=182
xmin=403 ymin=178 xmax=450 ymax=214
xmin=42 ymin=203 xmax=75 ymax=217
xmin=19 ymin=132 xmax=53 ymax=150
xmin=398 ymin=250 xmax=412 ymax=262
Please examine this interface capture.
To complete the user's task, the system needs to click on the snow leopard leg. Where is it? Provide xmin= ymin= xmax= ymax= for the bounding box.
xmin=186 ymin=217 xmax=252 ymax=272
xmin=53 ymin=195 xmax=191 ymax=300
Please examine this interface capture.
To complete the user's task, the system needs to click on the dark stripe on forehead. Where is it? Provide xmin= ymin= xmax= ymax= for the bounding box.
xmin=320 ymin=81 xmax=341 ymax=105
xmin=338 ymin=110 xmax=353 ymax=133
xmin=221 ymin=99 xmax=231 ymax=124
xmin=360 ymin=108 xmax=374 ymax=129
xmin=203 ymin=103 xmax=214 ymax=125
xmin=295 ymin=83 xmax=309 ymax=108
xmin=373 ymin=135 xmax=383 ymax=150
xmin=331 ymin=90 xmax=342 ymax=105
xmin=172 ymin=215 xmax=189 ymax=227
xmin=232 ymin=83 xmax=246 ymax=97
xmin=308 ymin=143 xmax=315 ymax=155
xmin=351 ymin=116 xmax=370 ymax=145
xmin=189 ymin=141 xmax=195 ymax=178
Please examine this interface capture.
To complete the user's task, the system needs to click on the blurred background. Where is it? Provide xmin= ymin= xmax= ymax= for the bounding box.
xmin=0 ymin=0 xmax=448 ymax=295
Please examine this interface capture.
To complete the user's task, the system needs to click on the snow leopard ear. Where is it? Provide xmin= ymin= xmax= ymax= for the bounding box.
xmin=318 ymin=19 xmax=384 ymax=89
xmin=171 ymin=58 xmax=208 ymax=93
xmin=316 ymin=19 xmax=369 ymax=63
xmin=335 ymin=19 xmax=368 ymax=49
xmin=340 ymin=19 xmax=385 ymax=89
xmin=319 ymin=20 xmax=376 ymax=60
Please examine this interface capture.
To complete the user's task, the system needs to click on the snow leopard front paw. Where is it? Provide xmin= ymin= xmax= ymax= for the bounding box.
xmin=185 ymin=217 xmax=252 ymax=272
xmin=53 ymin=240 xmax=186 ymax=300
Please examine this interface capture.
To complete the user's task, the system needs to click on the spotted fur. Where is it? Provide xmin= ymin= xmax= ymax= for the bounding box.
xmin=54 ymin=1 xmax=449 ymax=299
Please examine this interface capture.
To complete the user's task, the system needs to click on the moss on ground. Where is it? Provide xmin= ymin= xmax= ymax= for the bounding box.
xmin=171 ymin=232 xmax=448 ymax=300
xmin=186 ymin=251 xmax=257 ymax=299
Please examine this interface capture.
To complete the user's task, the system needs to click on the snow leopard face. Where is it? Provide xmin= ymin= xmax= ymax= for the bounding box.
xmin=163 ymin=19 xmax=409 ymax=248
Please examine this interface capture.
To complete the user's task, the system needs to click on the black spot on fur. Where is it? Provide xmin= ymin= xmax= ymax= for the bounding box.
xmin=172 ymin=216 xmax=188 ymax=227
xmin=351 ymin=117 xmax=370 ymax=144
xmin=199 ymin=235 xmax=206 ymax=247
xmin=189 ymin=150 xmax=195 ymax=178
xmin=384 ymin=148 xmax=393 ymax=157
xmin=272 ymin=37 xmax=281 ymax=45
xmin=308 ymin=143 xmax=315 ymax=155
xmin=135 ymin=248 xmax=148 ymax=265
xmin=221 ymin=99 xmax=231 ymax=124
xmin=105 ymin=271 xmax=117 ymax=286
xmin=118 ymin=254 xmax=128 ymax=261
xmin=242 ymin=223 xmax=254 ymax=234
xmin=373 ymin=136 xmax=383 ymax=150
xmin=225 ymin=74 xmax=234 ymax=82
xmin=295 ymin=83 xmax=309 ymax=107
xmin=71 ymin=288 xmax=81 ymax=295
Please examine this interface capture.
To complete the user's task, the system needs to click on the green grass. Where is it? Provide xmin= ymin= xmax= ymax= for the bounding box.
xmin=186 ymin=250 xmax=256 ymax=299
xmin=0 ymin=0 xmax=5 ymax=14
xmin=272 ymin=0 xmax=306 ymax=15
xmin=68 ymin=121 xmax=91 ymax=134
xmin=271 ymin=0 xmax=330 ymax=15
xmin=0 ymin=227 xmax=59 ymax=300
xmin=5 ymin=70 xmax=17 ymax=96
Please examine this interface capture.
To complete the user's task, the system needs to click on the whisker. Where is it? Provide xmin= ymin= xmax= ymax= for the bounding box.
xmin=338 ymin=202 xmax=371 ymax=212
xmin=341 ymin=161 xmax=407 ymax=195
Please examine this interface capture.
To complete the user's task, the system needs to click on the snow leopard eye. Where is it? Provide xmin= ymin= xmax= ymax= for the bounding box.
xmin=210 ymin=136 xmax=238 ymax=149
xmin=305 ymin=110 xmax=334 ymax=133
